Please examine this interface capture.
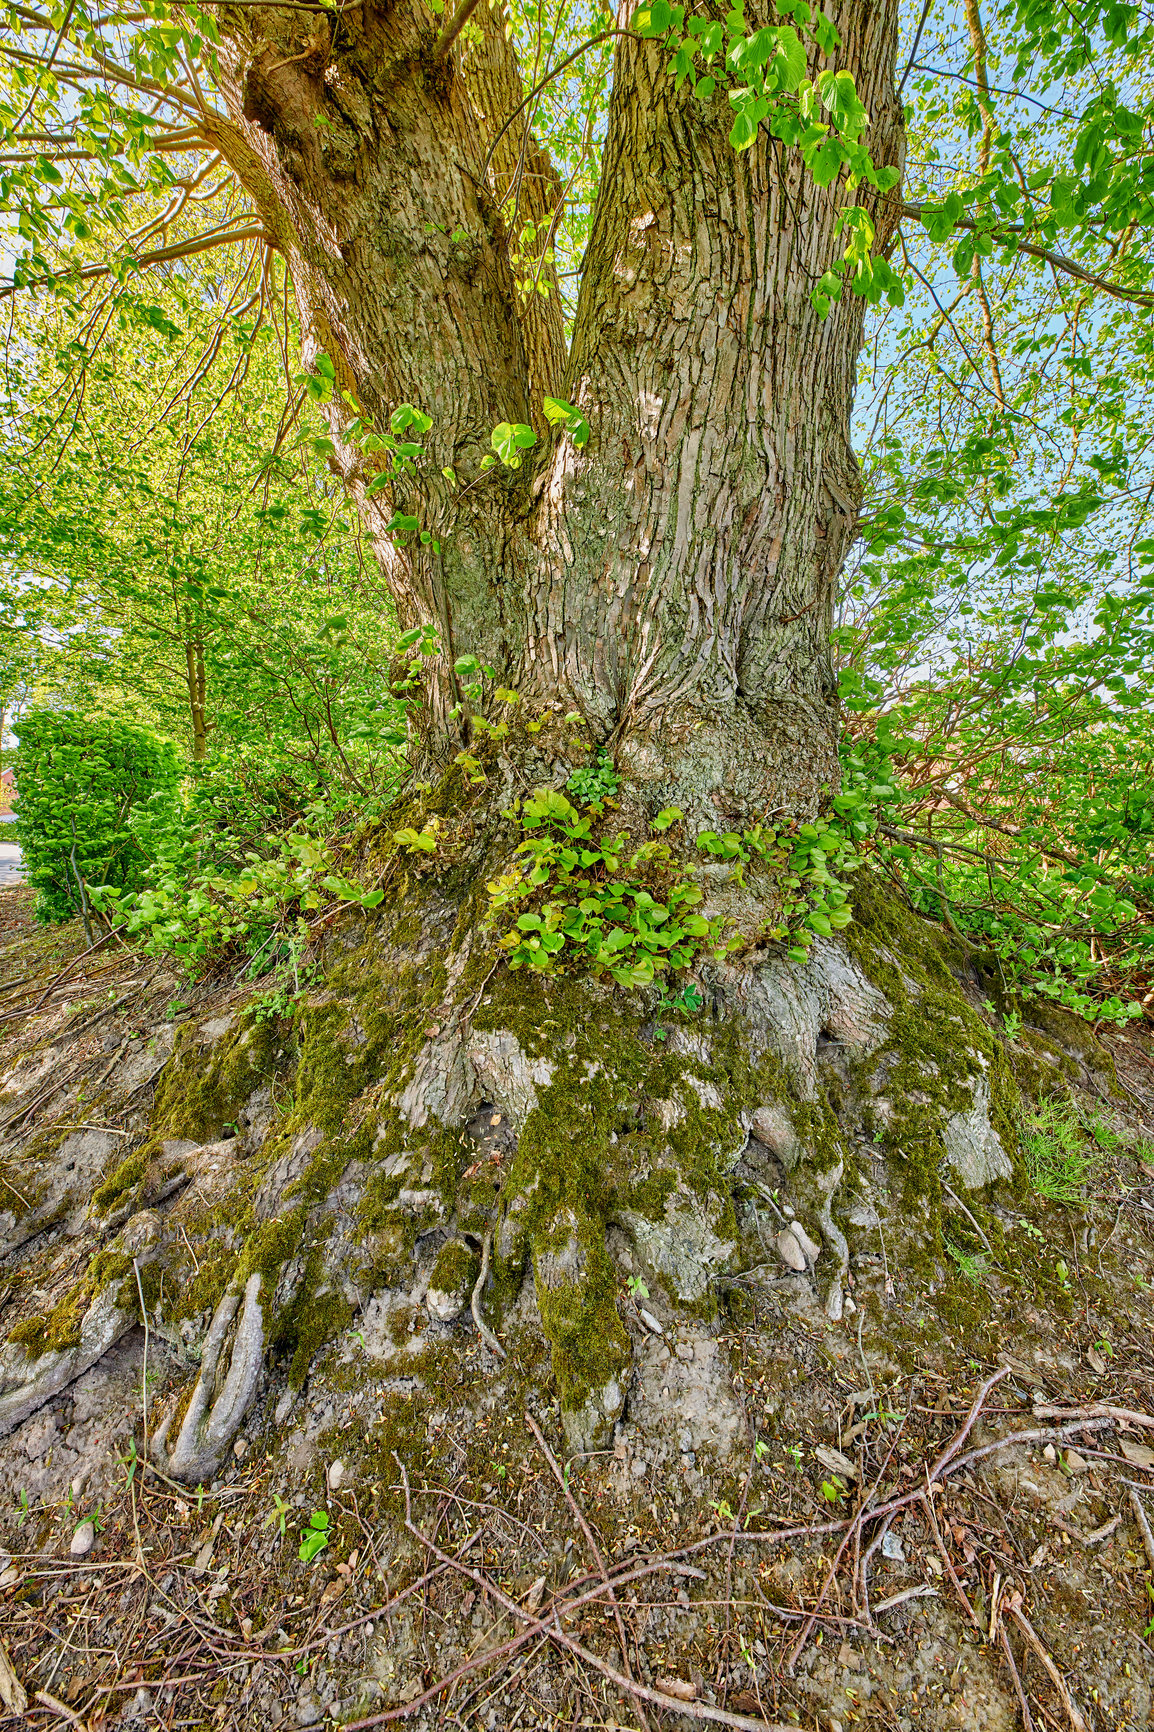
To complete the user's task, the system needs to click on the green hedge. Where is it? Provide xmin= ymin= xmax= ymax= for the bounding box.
xmin=14 ymin=711 xmax=179 ymax=923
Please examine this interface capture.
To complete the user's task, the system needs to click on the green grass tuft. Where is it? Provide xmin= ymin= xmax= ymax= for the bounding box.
xmin=1020 ymin=1099 xmax=1101 ymax=1206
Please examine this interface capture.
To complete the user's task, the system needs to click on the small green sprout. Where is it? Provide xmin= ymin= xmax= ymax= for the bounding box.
xmin=299 ymin=1510 xmax=330 ymax=1563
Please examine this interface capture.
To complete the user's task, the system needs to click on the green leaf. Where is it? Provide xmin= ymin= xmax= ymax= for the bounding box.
xmin=542 ymin=397 xmax=591 ymax=448
xmin=491 ymin=422 xmax=538 ymax=467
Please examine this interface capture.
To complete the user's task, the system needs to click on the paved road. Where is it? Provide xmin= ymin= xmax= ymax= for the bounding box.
xmin=0 ymin=812 xmax=23 ymax=888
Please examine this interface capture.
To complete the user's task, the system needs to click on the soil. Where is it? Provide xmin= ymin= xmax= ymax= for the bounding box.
xmin=0 ymin=884 xmax=1152 ymax=1732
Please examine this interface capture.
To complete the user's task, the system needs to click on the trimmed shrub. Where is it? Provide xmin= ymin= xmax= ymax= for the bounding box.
xmin=14 ymin=711 xmax=179 ymax=924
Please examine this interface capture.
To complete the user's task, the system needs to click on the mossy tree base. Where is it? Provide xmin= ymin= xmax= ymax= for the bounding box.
xmin=0 ymin=788 xmax=1125 ymax=1477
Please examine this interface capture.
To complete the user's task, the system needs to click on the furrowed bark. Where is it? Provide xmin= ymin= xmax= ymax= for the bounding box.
xmin=458 ymin=0 xmax=567 ymax=418
xmin=549 ymin=1 xmax=905 ymax=819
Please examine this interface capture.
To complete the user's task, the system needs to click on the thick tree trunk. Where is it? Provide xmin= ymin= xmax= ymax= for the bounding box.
xmin=203 ymin=0 xmax=904 ymax=821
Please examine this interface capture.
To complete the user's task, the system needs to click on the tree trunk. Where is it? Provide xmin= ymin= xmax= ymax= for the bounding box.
xmin=184 ymin=637 xmax=209 ymax=762
xmin=204 ymin=0 xmax=904 ymax=822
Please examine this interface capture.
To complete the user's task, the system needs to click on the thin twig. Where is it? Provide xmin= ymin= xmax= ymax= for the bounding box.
xmin=1005 ymin=1598 xmax=1088 ymax=1732
xmin=1129 ymin=1486 xmax=1154 ymax=1574
xmin=525 ymin=1411 xmax=651 ymax=1732
xmin=999 ymin=1626 xmax=1036 ymax=1732
xmin=25 ymin=923 xmax=129 ymax=1015
xmin=436 ymin=0 xmax=483 ymax=54
xmin=919 ymin=1488 xmax=981 ymax=1631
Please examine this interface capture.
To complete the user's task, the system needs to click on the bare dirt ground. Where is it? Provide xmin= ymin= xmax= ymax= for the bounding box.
xmin=0 ymin=888 xmax=1152 ymax=1732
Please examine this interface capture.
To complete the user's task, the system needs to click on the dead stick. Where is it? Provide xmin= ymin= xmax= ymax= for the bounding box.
xmin=919 ymin=1489 xmax=982 ymax=1632
xmin=948 ymin=1418 xmax=1116 ymax=1478
xmin=927 ymin=1365 xmax=1013 ymax=1481
xmin=25 ymin=923 xmax=129 ymax=1015
xmin=859 ymin=1511 xmax=895 ymax=1624
xmin=719 ymin=1441 xmax=759 ymax=1696
xmin=998 ymin=1627 xmax=1036 ymax=1732
xmin=525 ymin=1411 xmax=651 ymax=1732
xmin=1006 ymin=1601 xmax=1088 ymax=1732
xmin=782 ymin=1510 xmax=860 ymax=1674
xmin=396 ymin=1472 xmax=791 ymax=1732
xmin=343 ymin=1540 xmax=728 ymax=1730
xmin=1032 ymin=1402 xmax=1154 ymax=1431
xmin=550 ymin=1614 xmax=797 ymax=1732
xmin=35 ymin=1689 xmax=86 ymax=1726
xmin=784 ymin=1412 xmax=908 ymax=1670
xmin=1129 ymin=1487 xmax=1154 ymax=1574
xmin=872 ymin=1584 xmax=938 ymax=1615
xmin=0 ymin=1057 xmax=89 ymax=1131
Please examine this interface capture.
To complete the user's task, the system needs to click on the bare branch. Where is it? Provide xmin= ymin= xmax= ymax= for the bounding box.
xmin=0 ymin=223 xmax=269 ymax=297
xmin=436 ymin=0 xmax=484 ymax=55
xmin=899 ymin=201 xmax=1154 ymax=306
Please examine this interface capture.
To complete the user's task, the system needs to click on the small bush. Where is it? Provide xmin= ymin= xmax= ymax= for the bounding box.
xmin=14 ymin=711 xmax=179 ymax=925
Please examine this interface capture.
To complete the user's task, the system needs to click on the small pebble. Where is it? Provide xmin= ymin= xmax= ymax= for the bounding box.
xmin=233 ymin=1436 xmax=248 ymax=1460
xmin=675 ymin=1343 xmax=694 ymax=1362
xmin=776 ymin=1228 xmax=808 ymax=1272
xmin=327 ymin=1459 xmax=345 ymax=1491
xmin=791 ymin=1222 xmax=822 ymax=1264
xmin=639 ymin=1308 xmax=663 ymax=1335
xmin=70 ymin=1520 xmax=95 ymax=1557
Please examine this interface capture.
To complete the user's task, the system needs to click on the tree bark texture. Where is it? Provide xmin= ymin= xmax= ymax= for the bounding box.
xmin=202 ymin=0 xmax=904 ymax=821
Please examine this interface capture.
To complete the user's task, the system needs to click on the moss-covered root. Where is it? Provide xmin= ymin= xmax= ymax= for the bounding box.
xmin=0 ymin=1213 xmax=161 ymax=1440
xmin=0 ymin=1282 xmax=134 ymax=1439
xmin=151 ymin=1273 xmax=265 ymax=1483
xmin=533 ymin=1211 xmax=631 ymax=1452
xmin=427 ymin=1239 xmax=479 ymax=1323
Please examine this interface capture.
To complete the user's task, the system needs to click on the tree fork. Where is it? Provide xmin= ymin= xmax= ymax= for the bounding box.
xmin=201 ymin=0 xmax=903 ymax=824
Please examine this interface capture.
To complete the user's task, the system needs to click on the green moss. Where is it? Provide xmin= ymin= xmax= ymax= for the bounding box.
xmin=92 ymin=1145 xmax=151 ymax=1213
xmin=291 ymin=1000 xmax=372 ymax=1136
xmin=474 ymin=971 xmax=755 ymax=1419
xmin=429 ymin=1238 xmax=477 ymax=1296
xmin=153 ymin=1013 xmax=284 ymax=1142
xmin=9 ymin=1290 xmax=87 ymax=1358
xmin=846 ymin=872 xmax=1027 ymax=1226
xmin=791 ymin=1091 xmax=850 ymax=1178
xmin=267 ymin=1230 xmax=352 ymax=1389
xmin=116 ymin=1257 xmax=161 ymax=1315
xmin=238 ymin=1206 xmax=309 ymax=1291
xmin=174 ymin=1241 xmax=236 ymax=1323
xmin=7 ymin=1247 xmax=137 ymax=1358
